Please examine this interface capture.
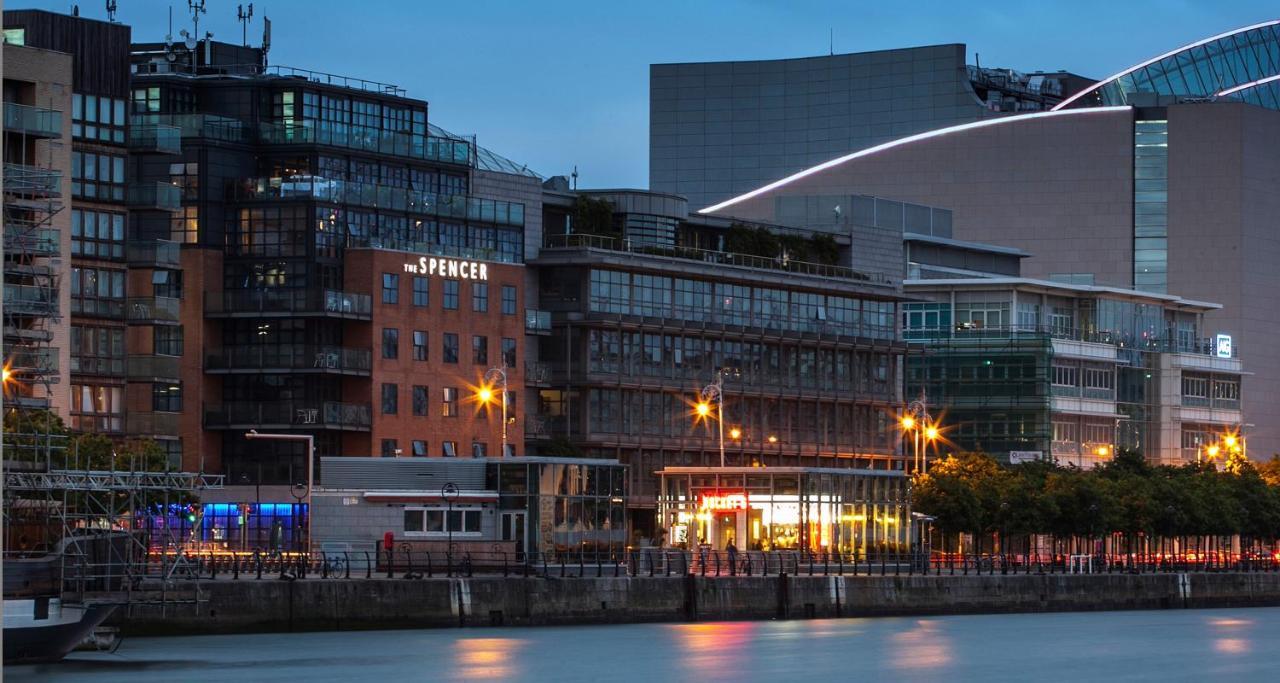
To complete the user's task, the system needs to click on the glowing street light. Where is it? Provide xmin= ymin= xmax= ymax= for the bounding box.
xmin=767 ymin=435 xmax=778 ymax=444
xmin=696 ymin=368 xmax=731 ymax=468
xmin=728 ymin=427 xmax=742 ymax=440
xmin=479 ymin=364 xmax=511 ymax=457
xmin=901 ymin=391 xmax=934 ymax=474
xmin=900 ymin=415 xmax=916 ymax=431
xmin=925 ymin=425 xmax=940 ymax=442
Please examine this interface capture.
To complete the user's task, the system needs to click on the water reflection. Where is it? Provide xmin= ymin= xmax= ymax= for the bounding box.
xmin=451 ymin=637 xmax=526 ymax=680
xmin=668 ymin=622 xmax=759 ymax=680
xmin=1208 ymin=615 xmax=1254 ymax=656
xmin=889 ymin=619 xmax=953 ymax=670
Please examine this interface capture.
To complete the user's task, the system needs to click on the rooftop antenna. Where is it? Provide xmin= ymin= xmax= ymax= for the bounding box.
xmin=106 ymin=0 xmax=117 ymax=22
xmin=829 ymin=28 xmax=833 ymax=56
xmin=72 ymin=4 xmax=80 ymax=17
xmin=262 ymin=15 xmax=272 ymax=67
xmin=571 ymin=165 xmax=579 ymax=191
xmin=237 ymin=4 xmax=254 ymax=47
xmin=188 ymin=0 xmax=206 ymax=37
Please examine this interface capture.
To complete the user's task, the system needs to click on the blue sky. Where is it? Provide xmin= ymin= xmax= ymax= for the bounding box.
xmin=17 ymin=1 xmax=1277 ymax=187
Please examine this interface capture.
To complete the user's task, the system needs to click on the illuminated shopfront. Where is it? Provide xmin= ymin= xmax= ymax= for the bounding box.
xmin=657 ymin=467 xmax=910 ymax=553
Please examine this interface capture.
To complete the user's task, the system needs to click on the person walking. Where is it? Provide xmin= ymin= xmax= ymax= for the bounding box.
xmin=726 ymin=540 xmax=739 ymax=576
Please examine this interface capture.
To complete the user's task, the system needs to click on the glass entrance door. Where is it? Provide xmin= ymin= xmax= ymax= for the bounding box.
xmin=501 ymin=511 xmax=526 ymax=555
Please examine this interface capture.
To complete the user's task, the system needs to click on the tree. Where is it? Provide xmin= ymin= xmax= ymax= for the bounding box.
xmin=1257 ymin=456 xmax=1280 ymax=487
xmin=571 ymin=196 xmax=617 ymax=238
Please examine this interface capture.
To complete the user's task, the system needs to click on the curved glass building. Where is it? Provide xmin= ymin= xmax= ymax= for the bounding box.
xmin=1055 ymin=20 xmax=1280 ymax=109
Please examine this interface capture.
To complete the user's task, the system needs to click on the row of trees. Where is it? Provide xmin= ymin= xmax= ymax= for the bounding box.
xmin=724 ymin=223 xmax=840 ymax=265
xmin=913 ymin=449 xmax=1280 ymax=552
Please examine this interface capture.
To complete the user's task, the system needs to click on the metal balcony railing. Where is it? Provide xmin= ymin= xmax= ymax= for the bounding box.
xmin=204 ymin=401 xmax=372 ymax=430
xmin=3 ymin=163 xmax=62 ymax=197
xmin=126 ymin=182 xmax=182 ymax=211
xmin=3 ymin=102 xmax=62 ymax=138
xmin=127 ymin=124 xmax=182 ymax=153
xmin=126 ymin=296 xmax=181 ymax=324
xmin=3 ymin=285 xmax=59 ymax=316
xmin=126 ymin=354 xmax=182 ymax=381
xmin=205 ymin=345 xmax=372 ymax=374
xmin=126 ymin=239 xmax=181 ymax=268
xmin=203 ymin=289 xmax=372 ymax=318
xmin=3 ymin=227 xmax=60 ymax=257
xmin=524 ymin=361 xmax=551 ymax=384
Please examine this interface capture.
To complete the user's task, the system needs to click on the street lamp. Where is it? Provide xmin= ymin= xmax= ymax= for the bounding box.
xmin=480 ymin=364 xmax=511 ymax=457
xmin=441 ymin=482 xmax=459 ymax=565
xmin=900 ymin=392 xmax=937 ymax=473
xmin=697 ymin=369 xmax=729 ymax=468
xmin=245 ymin=430 xmax=314 ymax=553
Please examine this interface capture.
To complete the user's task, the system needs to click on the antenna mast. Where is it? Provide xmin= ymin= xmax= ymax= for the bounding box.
xmin=237 ymin=4 xmax=254 ymax=47
xmin=188 ymin=0 xmax=206 ymax=37
xmin=106 ymin=0 xmax=117 ymax=22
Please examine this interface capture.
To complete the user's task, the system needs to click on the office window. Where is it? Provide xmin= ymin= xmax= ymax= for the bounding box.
xmin=443 ymin=333 xmax=458 ymax=363
xmin=412 ymin=440 xmax=427 ymax=457
xmin=381 ymin=383 xmax=398 ymax=414
xmin=442 ymin=441 xmax=458 ymax=457
xmin=154 ymin=326 xmax=184 ymax=356
xmin=412 ymin=331 xmax=428 ymax=361
xmin=472 ymin=442 xmax=488 ymax=458
xmin=442 ymin=387 xmax=458 ymax=417
xmin=70 ymin=209 xmax=125 ymax=259
xmin=443 ymin=279 xmax=459 ymax=310
xmin=382 ymin=273 xmax=399 ymax=304
xmin=152 ymin=383 xmax=183 ymax=412
xmin=472 ymin=335 xmax=488 ymax=365
xmin=472 ymin=282 xmax=488 ymax=312
xmin=381 ymin=439 xmax=398 ymax=457
xmin=412 ymin=276 xmax=429 ymax=306
xmin=412 ymin=385 xmax=429 ymax=416
xmin=502 ymin=338 xmax=517 ymax=367
xmin=382 ymin=328 xmax=399 ymax=359
xmin=501 ymin=285 xmax=517 ymax=315
xmin=71 ymin=150 xmax=126 ymax=200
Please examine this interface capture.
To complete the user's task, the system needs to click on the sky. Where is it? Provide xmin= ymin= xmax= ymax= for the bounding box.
xmin=15 ymin=0 xmax=1278 ymax=187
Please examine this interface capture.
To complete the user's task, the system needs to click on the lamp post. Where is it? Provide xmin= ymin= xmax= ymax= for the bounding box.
xmin=481 ymin=364 xmax=511 ymax=457
xmin=245 ymin=430 xmax=314 ymax=553
xmin=441 ymin=482 xmax=459 ymax=560
xmin=900 ymin=391 xmax=936 ymax=473
xmin=698 ymin=369 xmax=728 ymax=468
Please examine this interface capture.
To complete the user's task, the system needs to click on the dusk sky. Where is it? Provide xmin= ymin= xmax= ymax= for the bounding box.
xmin=16 ymin=0 xmax=1277 ymax=187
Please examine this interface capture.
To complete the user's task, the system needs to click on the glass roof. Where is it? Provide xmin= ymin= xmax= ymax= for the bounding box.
xmin=429 ymin=123 xmax=542 ymax=178
xmin=1055 ymin=20 xmax=1280 ymax=110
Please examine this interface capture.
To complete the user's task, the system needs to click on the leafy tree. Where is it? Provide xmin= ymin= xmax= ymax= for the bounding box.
xmin=571 ymin=196 xmax=617 ymax=238
xmin=1257 ymin=456 xmax=1280 ymax=487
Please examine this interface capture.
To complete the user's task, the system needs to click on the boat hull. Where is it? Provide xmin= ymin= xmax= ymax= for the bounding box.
xmin=3 ymin=599 xmax=116 ymax=664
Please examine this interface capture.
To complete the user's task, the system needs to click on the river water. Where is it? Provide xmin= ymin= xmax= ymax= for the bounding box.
xmin=11 ymin=607 xmax=1280 ymax=682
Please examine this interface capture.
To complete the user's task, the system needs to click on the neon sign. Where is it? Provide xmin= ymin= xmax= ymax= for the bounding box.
xmin=698 ymin=492 xmax=748 ymax=511
xmin=403 ymin=256 xmax=488 ymax=281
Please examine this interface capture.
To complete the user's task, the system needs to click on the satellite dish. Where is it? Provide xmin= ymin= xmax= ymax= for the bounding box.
xmin=180 ymin=29 xmax=197 ymax=50
xmin=165 ymin=49 xmax=178 ymax=62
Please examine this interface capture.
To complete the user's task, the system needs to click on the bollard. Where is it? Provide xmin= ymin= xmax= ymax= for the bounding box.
xmin=580 ymin=552 xmax=585 ymax=578
xmin=386 ymin=548 xmax=395 ymax=579
xmin=345 ymin=551 xmax=351 ymax=579
xmin=364 ymin=551 xmax=372 ymax=579
xmin=426 ymin=551 xmax=433 ymax=578
xmin=323 ymin=554 xmax=330 ymax=579
xmin=232 ymin=554 xmax=240 ymax=580
xmin=255 ymin=550 xmax=264 ymax=580
xmin=209 ymin=552 xmax=218 ymax=580
xmin=560 ymin=555 xmax=566 ymax=578
xmin=503 ymin=552 xmax=509 ymax=577
xmin=824 ymin=551 xmax=830 ymax=576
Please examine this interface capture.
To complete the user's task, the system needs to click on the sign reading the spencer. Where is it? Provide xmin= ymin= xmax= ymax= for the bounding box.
xmin=404 ymin=256 xmax=489 ymax=281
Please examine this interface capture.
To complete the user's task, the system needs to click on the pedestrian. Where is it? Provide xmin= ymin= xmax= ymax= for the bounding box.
xmin=726 ymin=539 xmax=738 ymax=576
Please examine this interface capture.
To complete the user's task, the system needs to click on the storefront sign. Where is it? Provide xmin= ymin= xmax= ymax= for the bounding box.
xmin=1215 ymin=334 xmax=1232 ymax=358
xmin=1009 ymin=451 xmax=1045 ymax=464
xmin=403 ymin=256 xmax=488 ymax=281
xmin=698 ymin=492 xmax=748 ymax=511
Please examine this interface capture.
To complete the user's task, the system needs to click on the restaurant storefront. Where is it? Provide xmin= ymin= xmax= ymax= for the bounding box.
xmin=657 ymin=467 xmax=910 ymax=554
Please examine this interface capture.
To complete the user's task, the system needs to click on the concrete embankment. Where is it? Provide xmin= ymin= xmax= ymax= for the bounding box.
xmin=119 ymin=572 xmax=1280 ymax=636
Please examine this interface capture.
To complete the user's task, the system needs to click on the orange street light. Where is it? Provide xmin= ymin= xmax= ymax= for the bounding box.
xmin=767 ymin=435 xmax=779 ymax=444
xmin=695 ymin=401 xmax=712 ymax=419
xmin=1094 ymin=445 xmax=1110 ymax=457
xmin=476 ymin=386 xmax=494 ymax=404
xmin=1207 ymin=444 xmax=1220 ymax=459
xmin=900 ymin=415 xmax=916 ymax=431
xmin=728 ymin=427 xmax=742 ymax=440
xmin=924 ymin=425 xmax=940 ymax=441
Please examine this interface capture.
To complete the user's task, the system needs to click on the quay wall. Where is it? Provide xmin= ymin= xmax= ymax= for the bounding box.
xmin=120 ymin=572 xmax=1280 ymax=636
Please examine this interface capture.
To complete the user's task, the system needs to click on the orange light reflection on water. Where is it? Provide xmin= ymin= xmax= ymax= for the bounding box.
xmin=452 ymin=637 xmax=526 ymax=680
xmin=889 ymin=619 xmax=953 ymax=670
xmin=668 ymin=622 xmax=758 ymax=678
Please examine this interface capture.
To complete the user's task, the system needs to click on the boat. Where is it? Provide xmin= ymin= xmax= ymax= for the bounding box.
xmin=3 ymin=540 xmax=121 ymax=664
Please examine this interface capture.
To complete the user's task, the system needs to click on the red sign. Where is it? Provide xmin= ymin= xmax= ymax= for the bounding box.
xmin=698 ymin=492 xmax=748 ymax=511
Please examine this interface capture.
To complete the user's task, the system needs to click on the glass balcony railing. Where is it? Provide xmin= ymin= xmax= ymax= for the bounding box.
xmin=127 ymin=124 xmax=182 ymax=154
xmin=127 ymin=182 xmax=182 ymax=211
xmin=232 ymin=176 xmax=524 ymax=227
xmin=205 ymin=345 xmax=372 ymax=374
xmin=126 ymin=411 xmax=180 ymax=436
xmin=126 ymin=239 xmax=181 ymax=268
xmin=904 ymin=323 xmax=1237 ymax=359
xmin=126 ymin=354 xmax=182 ymax=380
xmin=3 ymin=285 xmax=59 ymax=316
xmin=126 ymin=296 xmax=181 ymax=324
xmin=204 ymin=401 xmax=372 ymax=430
xmin=257 ymin=122 xmax=474 ymax=165
xmin=525 ymin=308 xmax=551 ymax=333
xmin=3 ymin=102 xmax=62 ymax=138
xmin=203 ymin=288 xmax=372 ymax=318
xmin=130 ymin=113 xmax=249 ymax=143
xmin=4 ymin=346 xmax=59 ymax=374
xmin=3 ymin=163 xmax=62 ymax=197
xmin=3 ymin=227 xmax=60 ymax=257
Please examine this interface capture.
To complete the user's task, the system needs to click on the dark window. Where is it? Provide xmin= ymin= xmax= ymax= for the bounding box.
xmin=443 ymin=279 xmax=459 ymax=310
xmin=442 ymin=440 xmax=458 ymax=457
xmin=382 ymin=273 xmax=399 ymax=304
xmin=412 ymin=440 xmax=427 ymax=457
xmin=152 ymin=383 xmax=182 ymax=412
xmin=381 ymin=439 xmax=398 ymax=457
xmin=413 ymin=276 xmax=429 ymax=306
xmin=154 ymin=326 xmax=184 ymax=356
xmin=472 ymin=335 xmax=488 ymax=365
xmin=472 ymin=282 xmax=488 ymax=312
xmin=502 ymin=337 xmax=517 ymax=367
xmin=382 ymin=382 xmax=398 ymax=414
xmin=412 ymin=331 xmax=428 ymax=361
xmin=412 ymin=385 xmax=428 ymax=416
xmin=472 ymin=442 xmax=488 ymax=458
xmin=72 ymin=267 xmax=125 ymax=318
xmin=443 ymin=333 xmax=458 ymax=363
xmin=70 ymin=326 xmax=124 ymax=375
xmin=442 ymin=388 xmax=458 ymax=417
xmin=153 ymin=269 xmax=183 ymax=299
xmin=71 ymin=150 xmax=126 ymax=200
xmin=501 ymin=285 xmax=517 ymax=315
xmin=70 ymin=209 xmax=125 ymax=259
xmin=382 ymin=328 xmax=399 ymax=359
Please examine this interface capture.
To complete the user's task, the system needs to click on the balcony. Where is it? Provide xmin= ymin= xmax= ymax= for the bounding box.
xmin=125 ymin=296 xmax=181 ymax=325
xmin=126 ymin=239 xmax=181 ymax=268
xmin=205 ymin=345 xmax=372 ymax=375
xmin=126 ymin=411 xmax=180 ymax=436
xmin=256 ymin=121 xmax=474 ymax=166
xmin=203 ymin=289 xmax=372 ymax=319
xmin=204 ymin=401 xmax=372 ymax=431
xmin=231 ymin=176 xmax=524 ymax=227
xmin=127 ymin=124 xmax=182 ymax=154
xmin=127 ymin=182 xmax=182 ymax=211
xmin=525 ymin=360 xmax=551 ymax=385
xmin=3 ymin=164 xmax=62 ymax=197
xmin=126 ymin=354 xmax=182 ymax=382
xmin=3 ymin=102 xmax=62 ymax=138
xmin=3 ymin=285 xmax=59 ymax=317
xmin=4 ymin=346 xmax=59 ymax=375
xmin=129 ymin=113 xmax=249 ymax=143
xmin=525 ymin=309 xmax=552 ymax=335
xmin=3 ymin=226 xmax=60 ymax=257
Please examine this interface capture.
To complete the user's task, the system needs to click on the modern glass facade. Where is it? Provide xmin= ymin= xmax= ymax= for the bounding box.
xmin=1133 ymin=119 xmax=1168 ymax=293
xmin=1057 ymin=21 xmax=1280 ymax=110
